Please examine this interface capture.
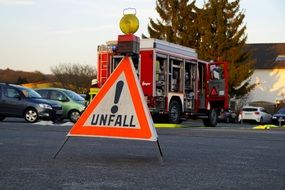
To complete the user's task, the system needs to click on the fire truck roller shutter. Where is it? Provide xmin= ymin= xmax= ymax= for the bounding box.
xmin=168 ymin=97 xmax=182 ymax=124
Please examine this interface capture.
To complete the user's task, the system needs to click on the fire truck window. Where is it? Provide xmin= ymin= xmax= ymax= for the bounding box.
xmin=210 ymin=65 xmax=224 ymax=80
xmin=113 ymin=56 xmax=139 ymax=77
xmin=131 ymin=55 xmax=139 ymax=74
xmin=112 ymin=57 xmax=123 ymax=71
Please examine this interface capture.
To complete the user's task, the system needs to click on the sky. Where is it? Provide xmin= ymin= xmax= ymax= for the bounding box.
xmin=0 ymin=0 xmax=285 ymax=74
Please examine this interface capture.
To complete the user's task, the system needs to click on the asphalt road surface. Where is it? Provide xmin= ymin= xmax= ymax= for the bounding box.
xmin=0 ymin=119 xmax=285 ymax=190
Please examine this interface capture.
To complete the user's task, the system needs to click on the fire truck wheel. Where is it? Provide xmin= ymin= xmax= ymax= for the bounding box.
xmin=0 ymin=116 xmax=5 ymax=121
xmin=203 ymin=109 xmax=218 ymax=127
xmin=168 ymin=100 xmax=181 ymax=124
xmin=152 ymin=113 xmax=168 ymax=123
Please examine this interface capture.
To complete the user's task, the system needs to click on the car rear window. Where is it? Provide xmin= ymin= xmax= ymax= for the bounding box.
xmin=277 ymin=108 xmax=285 ymax=114
xmin=37 ymin=90 xmax=49 ymax=99
xmin=65 ymin=90 xmax=84 ymax=101
xmin=18 ymin=87 xmax=42 ymax=98
xmin=243 ymin=108 xmax=258 ymax=112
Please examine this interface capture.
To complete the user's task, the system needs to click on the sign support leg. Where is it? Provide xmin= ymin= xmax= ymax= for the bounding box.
xmin=53 ymin=136 xmax=70 ymax=159
xmin=156 ymin=140 xmax=164 ymax=162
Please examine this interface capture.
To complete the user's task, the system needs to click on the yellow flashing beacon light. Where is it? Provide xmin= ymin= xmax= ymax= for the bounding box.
xmin=117 ymin=8 xmax=140 ymax=55
xmin=119 ymin=8 xmax=139 ymax=35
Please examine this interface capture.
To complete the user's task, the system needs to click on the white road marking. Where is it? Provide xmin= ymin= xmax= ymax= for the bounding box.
xmin=33 ymin=121 xmax=73 ymax=126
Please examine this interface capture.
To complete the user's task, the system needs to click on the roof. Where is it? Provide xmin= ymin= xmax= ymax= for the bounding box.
xmin=246 ymin=43 xmax=285 ymax=69
xmin=140 ymin=38 xmax=198 ymax=59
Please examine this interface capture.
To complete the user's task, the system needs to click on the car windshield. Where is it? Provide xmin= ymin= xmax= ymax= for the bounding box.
xmin=243 ymin=108 xmax=258 ymax=112
xmin=65 ymin=90 xmax=84 ymax=101
xmin=19 ymin=87 xmax=42 ymax=98
xmin=277 ymin=108 xmax=285 ymax=114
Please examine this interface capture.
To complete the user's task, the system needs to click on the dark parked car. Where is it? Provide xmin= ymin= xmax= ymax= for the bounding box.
xmin=218 ymin=109 xmax=237 ymax=123
xmin=272 ymin=108 xmax=285 ymax=125
xmin=0 ymin=83 xmax=63 ymax=123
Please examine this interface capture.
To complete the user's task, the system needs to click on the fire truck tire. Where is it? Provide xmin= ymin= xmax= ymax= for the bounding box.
xmin=152 ymin=113 xmax=168 ymax=123
xmin=168 ymin=100 xmax=181 ymax=124
xmin=0 ymin=116 xmax=5 ymax=121
xmin=203 ymin=109 xmax=218 ymax=127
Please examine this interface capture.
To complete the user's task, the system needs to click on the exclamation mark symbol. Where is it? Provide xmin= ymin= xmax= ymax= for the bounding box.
xmin=111 ymin=80 xmax=124 ymax=114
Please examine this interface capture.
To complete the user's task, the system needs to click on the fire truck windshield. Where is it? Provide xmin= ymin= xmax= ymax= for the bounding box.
xmin=210 ymin=65 xmax=224 ymax=80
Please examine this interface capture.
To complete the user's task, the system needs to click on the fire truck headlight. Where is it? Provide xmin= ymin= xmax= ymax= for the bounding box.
xmin=156 ymin=89 xmax=163 ymax=96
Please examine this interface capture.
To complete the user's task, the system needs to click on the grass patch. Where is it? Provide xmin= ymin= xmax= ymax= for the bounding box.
xmin=154 ymin=123 xmax=185 ymax=128
xmin=253 ymin=124 xmax=279 ymax=130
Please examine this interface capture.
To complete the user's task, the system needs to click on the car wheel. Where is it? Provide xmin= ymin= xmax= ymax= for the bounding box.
xmin=0 ymin=116 xmax=5 ymax=121
xmin=24 ymin=108 xmax=39 ymax=123
xmin=69 ymin=110 xmax=81 ymax=123
xmin=259 ymin=117 xmax=263 ymax=124
xmin=168 ymin=100 xmax=181 ymax=124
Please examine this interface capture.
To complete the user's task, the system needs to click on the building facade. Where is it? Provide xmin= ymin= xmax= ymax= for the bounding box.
xmin=246 ymin=43 xmax=285 ymax=111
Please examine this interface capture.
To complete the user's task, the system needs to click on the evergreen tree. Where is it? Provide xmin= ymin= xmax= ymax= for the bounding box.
xmin=147 ymin=0 xmax=200 ymax=48
xmin=197 ymin=0 xmax=255 ymax=97
xmin=147 ymin=0 xmax=255 ymax=98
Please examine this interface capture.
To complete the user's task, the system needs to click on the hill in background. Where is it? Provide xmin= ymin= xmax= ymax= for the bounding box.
xmin=0 ymin=68 xmax=55 ymax=84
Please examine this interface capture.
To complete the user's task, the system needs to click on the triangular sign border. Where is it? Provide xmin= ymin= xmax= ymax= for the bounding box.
xmin=67 ymin=56 xmax=158 ymax=141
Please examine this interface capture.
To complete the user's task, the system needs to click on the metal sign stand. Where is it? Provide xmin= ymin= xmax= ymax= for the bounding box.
xmin=53 ymin=137 xmax=164 ymax=163
xmin=156 ymin=140 xmax=164 ymax=163
xmin=53 ymin=136 xmax=70 ymax=159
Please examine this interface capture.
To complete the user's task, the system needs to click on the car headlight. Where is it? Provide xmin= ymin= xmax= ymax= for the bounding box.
xmin=272 ymin=116 xmax=276 ymax=119
xmin=39 ymin=103 xmax=52 ymax=110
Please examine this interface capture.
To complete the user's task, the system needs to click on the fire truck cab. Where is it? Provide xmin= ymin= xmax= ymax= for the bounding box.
xmin=97 ymin=38 xmax=228 ymax=127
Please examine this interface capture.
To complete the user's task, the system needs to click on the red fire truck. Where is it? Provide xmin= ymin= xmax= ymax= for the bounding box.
xmin=96 ymin=38 xmax=228 ymax=127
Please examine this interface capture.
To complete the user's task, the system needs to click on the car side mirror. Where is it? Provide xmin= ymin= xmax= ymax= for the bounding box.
xmin=59 ymin=97 xmax=69 ymax=102
xmin=14 ymin=94 xmax=21 ymax=100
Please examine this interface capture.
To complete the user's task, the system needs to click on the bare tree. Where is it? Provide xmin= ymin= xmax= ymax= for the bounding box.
xmin=51 ymin=63 xmax=96 ymax=93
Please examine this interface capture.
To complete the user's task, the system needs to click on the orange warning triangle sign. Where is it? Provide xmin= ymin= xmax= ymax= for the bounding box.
xmin=68 ymin=56 xmax=158 ymax=141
